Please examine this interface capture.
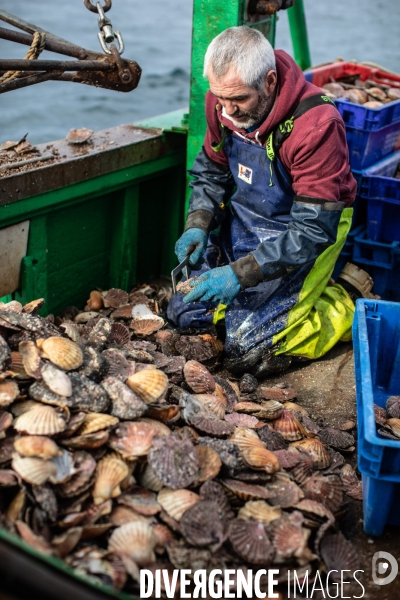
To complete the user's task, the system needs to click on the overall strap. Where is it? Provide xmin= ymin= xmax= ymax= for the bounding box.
xmin=266 ymin=94 xmax=337 ymax=186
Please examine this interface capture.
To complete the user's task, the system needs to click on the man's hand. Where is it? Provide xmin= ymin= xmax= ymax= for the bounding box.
xmin=175 ymin=228 xmax=208 ymax=268
xmin=183 ymin=265 xmax=241 ymax=305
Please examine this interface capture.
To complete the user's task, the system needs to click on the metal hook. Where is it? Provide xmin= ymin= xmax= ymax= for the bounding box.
xmin=83 ymin=0 xmax=111 ymax=14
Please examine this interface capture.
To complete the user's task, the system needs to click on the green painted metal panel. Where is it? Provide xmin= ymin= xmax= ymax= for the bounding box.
xmin=0 ymin=134 xmax=186 ymax=315
xmin=287 ymin=0 xmax=311 ymax=70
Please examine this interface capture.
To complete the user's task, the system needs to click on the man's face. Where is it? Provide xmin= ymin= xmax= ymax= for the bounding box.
xmin=208 ymin=67 xmax=277 ymax=129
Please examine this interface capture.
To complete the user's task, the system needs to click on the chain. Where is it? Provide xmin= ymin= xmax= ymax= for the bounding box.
xmin=83 ymin=0 xmax=124 ymax=55
xmin=0 ymin=31 xmax=46 ymax=83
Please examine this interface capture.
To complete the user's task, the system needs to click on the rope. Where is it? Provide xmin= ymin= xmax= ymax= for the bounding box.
xmin=0 ymin=31 xmax=46 ymax=83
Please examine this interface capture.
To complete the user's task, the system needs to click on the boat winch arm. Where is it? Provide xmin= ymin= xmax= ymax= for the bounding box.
xmin=0 ymin=4 xmax=141 ymax=94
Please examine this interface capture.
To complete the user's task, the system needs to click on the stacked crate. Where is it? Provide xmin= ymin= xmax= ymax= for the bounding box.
xmin=304 ymin=62 xmax=400 ymax=300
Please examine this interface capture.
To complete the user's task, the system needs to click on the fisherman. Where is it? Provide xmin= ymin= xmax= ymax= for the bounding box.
xmin=167 ymin=26 xmax=370 ymax=377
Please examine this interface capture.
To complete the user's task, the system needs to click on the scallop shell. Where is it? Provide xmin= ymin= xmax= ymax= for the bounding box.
xmin=126 ymin=369 xmax=168 ymax=404
xmin=221 ymin=479 xmax=273 ymax=502
xmin=66 ymin=127 xmax=93 ymax=144
xmin=41 ymin=362 xmax=72 ymax=397
xmin=229 ymin=519 xmax=274 ymax=564
xmin=320 ymin=533 xmax=359 ymax=581
xmin=108 ymin=522 xmax=157 ymax=566
xmin=12 ymin=453 xmax=57 ymax=485
xmin=386 ymin=396 xmax=400 ymax=419
xmin=87 ymin=290 xmax=104 ymax=311
xmin=291 ymin=438 xmax=331 ymax=469
xmin=92 ymin=455 xmax=129 ymax=504
xmin=157 ymin=488 xmax=200 ymax=522
xmin=230 ymin=427 xmax=265 ymax=453
xmin=38 ymin=337 xmax=83 ymax=370
xmin=9 ymin=352 xmax=29 ymax=379
xmin=295 ymin=499 xmax=335 ymax=526
xmin=117 ymin=486 xmax=161 ymax=516
xmin=257 ymin=424 xmax=288 ymax=450
xmin=183 ymin=360 xmax=215 ymax=394
xmin=198 ymin=333 xmax=224 ymax=355
xmin=225 ymin=413 xmax=262 ymax=429
xmin=269 ymin=511 xmax=307 ymax=561
xmin=302 ymin=473 xmax=343 ymax=513
xmin=110 ymin=505 xmax=151 ymax=526
xmin=318 ymin=427 xmax=354 ymax=449
xmin=282 ymin=401 xmax=308 ymax=416
xmin=74 ymin=311 xmax=99 ymax=324
xmin=140 ymin=464 xmax=164 ymax=492
xmin=101 ymin=377 xmax=147 ymax=420
xmin=61 ymin=430 xmax=110 ymax=450
xmin=194 ymin=394 xmax=227 ymax=419
xmin=77 ymin=413 xmax=119 ymax=436
xmin=102 ymin=349 xmax=132 ymax=381
xmin=139 ymin=418 xmax=171 ymax=437
xmin=196 ymin=445 xmax=222 ymax=482
xmin=386 ymin=418 xmax=400 ymax=438
xmin=0 ymin=380 xmax=19 ymax=407
xmin=51 ymin=527 xmax=82 ymax=558
xmin=273 ymin=410 xmax=305 ymax=441
xmin=180 ymin=500 xmax=228 ymax=548
xmin=19 ymin=341 xmax=42 ymax=378
xmin=50 ymin=450 xmax=77 ymax=484
xmin=289 ymin=454 xmax=314 ymax=485
xmin=148 ymin=434 xmax=199 ymax=489
xmin=254 ymin=400 xmax=284 ymax=420
xmin=233 ymin=401 xmax=263 ymax=414
xmin=104 ymin=288 xmax=129 ymax=309
xmin=22 ymin=298 xmax=45 ymax=315
xmin=146 ymin=404 xmax=180 ymax=423
xmin=14 ymin=404 xmax=66 ymax=435
xmin=109 ymin=421 xmax=159 ymax=459
xmin=273 ymin=448 xmax=301 ymax=469
xmin=10 ymin=400 xmax=41 ymax=417
xmin=363 ymin=100 xmax=384 ymax=108
xmin=239 ymin=373 xmax=258 ymax=394
xmin=340 ymin=464 xmax=363 ymax=500
xmin=238 ymin=501 xmax=282 ymax=525
xmin=58 ymin=450 xmax=97 ymax=497
xmin=108 ymin=323 xmax=130 ymax=346
xmin=374 ymin=404 xmax=387 ymax=425
xmin=0 ymin=410 xmax=13 ymax=436
xmin=13 ymin=435 xmax=62 ymax=459
xmin=190 ymin=414 xmax=235 ymax=437
xmin=266 ymin=475 xmax=304 ymax=508
xmin=130 ymin=304 xmax=165 ymax=335
xmin=242 ymin=446 xmax=280 ymax=473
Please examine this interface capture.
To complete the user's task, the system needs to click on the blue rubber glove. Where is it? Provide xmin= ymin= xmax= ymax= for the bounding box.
xmin=175 ymin=228 xmax=208 ymax=268
xmin=183 ymin=265 xmax=241 ymax=305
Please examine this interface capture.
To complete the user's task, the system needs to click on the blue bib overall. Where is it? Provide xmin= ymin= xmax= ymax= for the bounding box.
xmin=167 ymin=130 xmax=353 ymax=358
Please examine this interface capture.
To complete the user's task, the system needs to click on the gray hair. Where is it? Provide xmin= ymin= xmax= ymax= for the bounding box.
xmin=203 ymin=26 xmax=276 ymax=89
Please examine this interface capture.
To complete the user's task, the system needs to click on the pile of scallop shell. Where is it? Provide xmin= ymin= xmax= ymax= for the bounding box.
xmin=321 ymin=78 xmax=400 ymax=109
xmin=374 ymin=396 xmax=400 ymax=439
xmin=0 ymin=286 xmax=362 ymax=596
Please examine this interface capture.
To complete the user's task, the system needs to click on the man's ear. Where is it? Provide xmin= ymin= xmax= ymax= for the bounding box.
xmin=264 ymin=70 xmax=277 ymax=94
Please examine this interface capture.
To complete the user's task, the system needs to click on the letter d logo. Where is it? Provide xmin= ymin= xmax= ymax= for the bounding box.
xmin=372 ymin=551 xmax=398 ymax=585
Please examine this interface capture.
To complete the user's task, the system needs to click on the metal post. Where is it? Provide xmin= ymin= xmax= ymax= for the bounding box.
xmin=287 ymin=0 xmax=311 ymax=71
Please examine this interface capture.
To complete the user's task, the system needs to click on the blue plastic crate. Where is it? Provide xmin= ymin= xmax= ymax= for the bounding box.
xmin=359 ymin=150 xmax=400 ymax=242
xmin=353 ymin=299 xmax=400 ymax=535
xmin=303 ymin=62 xmax=400 ymax=170
xmin=339 ymin=117 xmax=400 ymax=171
xmin=353 ymin=231 xmax=400 ymax=300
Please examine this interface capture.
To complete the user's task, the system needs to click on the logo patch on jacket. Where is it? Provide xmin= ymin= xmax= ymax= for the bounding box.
xmin=238 ymin=163 xmax=253 ymax=184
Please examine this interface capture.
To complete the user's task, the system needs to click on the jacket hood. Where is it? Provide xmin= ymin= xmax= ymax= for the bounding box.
xmin=213 ymin=49 xmax=316 ymax=141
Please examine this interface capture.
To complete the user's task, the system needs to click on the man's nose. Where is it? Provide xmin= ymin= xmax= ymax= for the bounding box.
xmin=221 ymin=100 xmax=236 ymax=115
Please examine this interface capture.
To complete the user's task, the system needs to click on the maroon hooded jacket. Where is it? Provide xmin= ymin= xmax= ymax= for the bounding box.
xmin=203 ymin=50 xmax=357 ymax=205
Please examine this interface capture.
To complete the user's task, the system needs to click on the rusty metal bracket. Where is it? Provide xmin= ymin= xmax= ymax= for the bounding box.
xmin=0 ymin=9 xmax=141 ymax=94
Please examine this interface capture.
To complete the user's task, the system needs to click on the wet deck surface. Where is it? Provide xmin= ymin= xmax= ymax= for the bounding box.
xmin=256 ymin=342 xmax=400 ymax=599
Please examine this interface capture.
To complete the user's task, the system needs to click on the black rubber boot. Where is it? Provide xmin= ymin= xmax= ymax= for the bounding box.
xmin=251 ymin=354 xmax=293 ymax=379
xmin=223 ymin=344 xmax=271 ymax=376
